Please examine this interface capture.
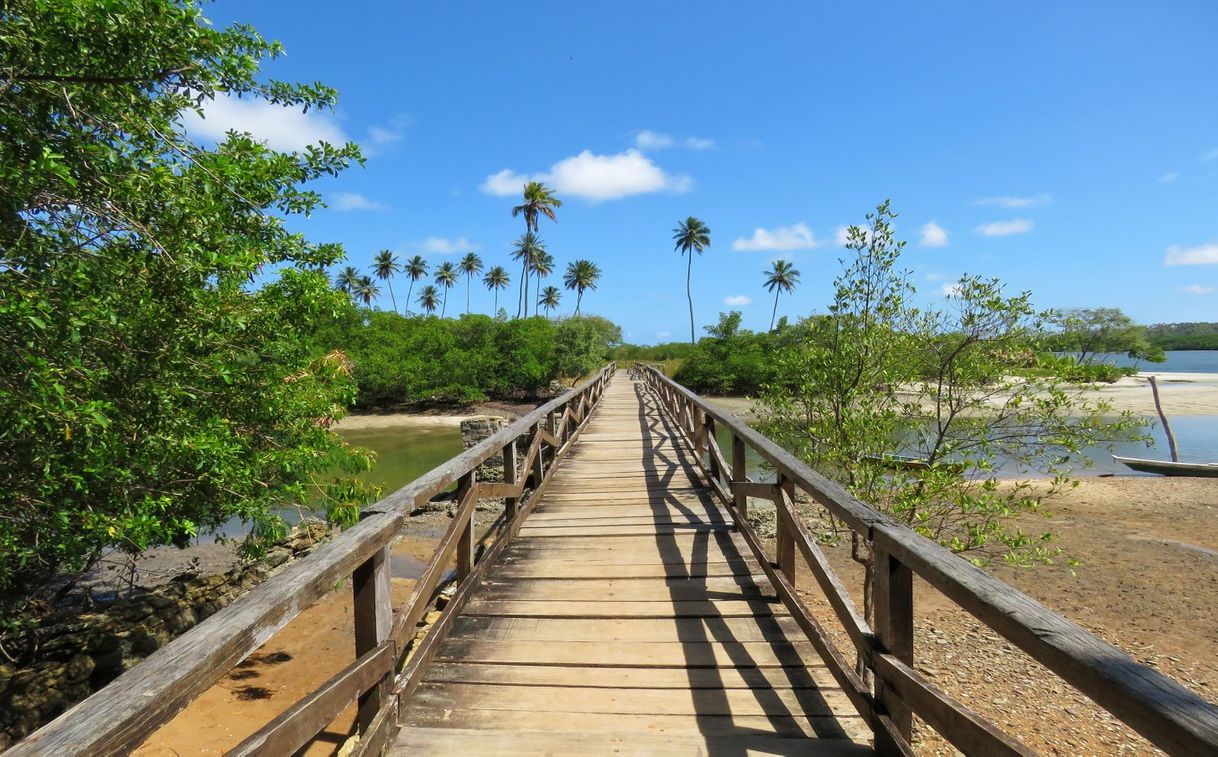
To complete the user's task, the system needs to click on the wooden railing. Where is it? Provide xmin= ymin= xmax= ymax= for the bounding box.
xmin=642 ymin=365 xmax=1218 ymax=756
xmin=10 ymin=364 xmax=616 ymax=757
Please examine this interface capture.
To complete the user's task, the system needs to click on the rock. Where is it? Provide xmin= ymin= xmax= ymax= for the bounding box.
xmin=64 ymin=655 xmax=95 ymax=684
xmin=164 ymin=607 xmax=197 ymax=635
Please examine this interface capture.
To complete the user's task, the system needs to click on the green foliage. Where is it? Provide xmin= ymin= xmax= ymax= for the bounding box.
xmin=0 ymin=0 xmax=375 ymax=598
xmin=1146 ymin=322 xmax=1218 ymax=350
xmin=672 ymin=312 xmax=804 ymax=395
xmin=323 ymin=313 xmax=620 ymax=406
xmin=759 ymin=202 xmax=1147 ymax=570
xmin=1044 ymin=307 xmax=1165 ymax=364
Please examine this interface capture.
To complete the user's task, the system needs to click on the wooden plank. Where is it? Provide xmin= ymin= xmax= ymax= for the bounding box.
xmin=872 ymin=653 xmax=1031 ymax=756
xmin=460 ymin=598 xmax=787 ymax=619
xmin=350 ymin=692 xmax=398 ymax=757
xmin=522 ymin=513 xmax=728 ymax=527
xmin=352 ymin=542 xmax=392 ymax=733
xmin=423 ymin=661 xmax=839 ymax=690
xmin=434 ymin=639 xmax=817 ymax=668
xmin=445 ymin=614 xmax=810 ymax=643
xmin=412 ymin=682 xmax=855 ymax=718
xmin=390 ymin=727 xmax=873 ymax=756
xmin=399 ymin=708 xmax=868 ymax=740
xmin=227 ymin=641 xmax=394 ymax=756
xmin=473 ymin=576 xmax=775 ymax=602
xmin=518 ymin=523 xmax=734 ymax=537
xmin=490 ymin=559 xmax=761 ymax=579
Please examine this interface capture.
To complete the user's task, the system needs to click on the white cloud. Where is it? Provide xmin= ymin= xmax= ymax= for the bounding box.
xmin=179 ymin=92 xmax=348 ymax=152
xmin=635 ymin=130 xmax=715 ymax=151
xmin=405 ymin=236 xmax=480 ymax=255
xmin=330 ymin=192 xmax=386 ymax=212
xmin=973 ymin=193 xmax=1051 ymax=208
xmin=1203 ymin=149 xmax=1218 ymax=162
xmin=835 ymin=225 xmax=871 ymax=247
xmin=1158 ymin=172 xmax=1179 ymax=184
xmin=925 ymin=272 xmax=949 ymax=281
xmin=974 ymin=219 xmax=1033 ymax=236
xmin=941 ymin=282 xmax=962 ymax=297
xmin=1165 ymin=242 xmax=1218 ymax=266
xmin=1182 ymin=284 xmax=1216 ymax=294
xmin=725 ymin=295 xmax=752 ymax=306
xmin=480 ymin=149 xmax=692 ymax=201
xmin=919 ymin=221 xmax=949 ymax=248
xmin=733 ymin=223 xmax=820 ymax=251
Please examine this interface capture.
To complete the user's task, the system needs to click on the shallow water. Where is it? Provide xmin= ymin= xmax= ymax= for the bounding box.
xmin=338 ymin=424 xmax=464 ymax=495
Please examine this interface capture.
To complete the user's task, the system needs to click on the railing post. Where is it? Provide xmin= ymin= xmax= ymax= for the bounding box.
xmin=694 ymin=410 xmax=707 ymax=464
xmin=503 ymin=439 xmax=518 ymax=519
xmin=705 ymin=416 xmax=720 ymax=480
xmin=874 ymin=539 xmax=914 ymax=747
xmin=352 ymin=525 xmax=392 ymax=734
xmin=775 ymin=474 xmax=796 ymax=586
xmin=732 ymin=432 xmax=747 ymax=519
xmin=532 ymin=422 xmax=545 ymax=486
xmin=456 ymin=471 xmax=475 ymax=580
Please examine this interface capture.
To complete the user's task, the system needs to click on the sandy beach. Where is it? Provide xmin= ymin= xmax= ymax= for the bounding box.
xmin=331 ymin=412 xmax=477 ymax=431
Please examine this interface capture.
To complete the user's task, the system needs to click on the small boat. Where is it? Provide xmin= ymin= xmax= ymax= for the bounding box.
xmin=863 ymin=453 xmax=966 ymax=473
xmin=1112 ymin=455 xmax=1218 ymax=478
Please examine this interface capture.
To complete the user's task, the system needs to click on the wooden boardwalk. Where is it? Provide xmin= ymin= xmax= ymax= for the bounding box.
xmin=394 ymin=377 xmax=873 ymax=754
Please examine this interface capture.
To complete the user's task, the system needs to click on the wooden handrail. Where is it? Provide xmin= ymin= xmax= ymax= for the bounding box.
xmin=642 ymin=365 xmax=1218 ymax=755
xmin=11 ymin=363 xmax=616 ymax=756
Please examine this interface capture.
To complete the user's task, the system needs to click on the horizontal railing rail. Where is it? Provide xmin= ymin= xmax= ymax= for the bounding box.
xmin=11 ymin=364 xmax=617 ymax=757
xmin=642 ymin=365 xmax=1218 ymax=756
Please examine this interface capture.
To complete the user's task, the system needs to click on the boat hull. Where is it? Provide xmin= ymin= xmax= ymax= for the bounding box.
xmin=1112 ymin=455 xmax=1218 ymax=477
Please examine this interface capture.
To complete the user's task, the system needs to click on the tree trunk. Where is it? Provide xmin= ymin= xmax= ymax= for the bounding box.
xmin=441 ymin=287 xmax=448 ymax=318
xmin=770 ymin=289 xmax=779 ymax=331
xmin=576 ymin=290 xmax=583 ymax=316
xmin=686 ymin=252 xmax=695 ymax=344
xmin=466 ymin=277 xmax=471 ymax=315
xmin=405 ymin=280 xmax=414 ymax=316
xmin=1149 ymin=375 xmax=1180 ymax=462
xmin=494 ymin=289 xmax=499 ymax=314
xmin=388 ymin=281 xmax=397 ymax=315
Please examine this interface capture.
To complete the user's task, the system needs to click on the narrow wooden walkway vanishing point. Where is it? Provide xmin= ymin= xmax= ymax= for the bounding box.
xmin=395 ymin=377 xmax=872 ymax=754
xmin=13 ymin=365 xmax=1218 ymax=756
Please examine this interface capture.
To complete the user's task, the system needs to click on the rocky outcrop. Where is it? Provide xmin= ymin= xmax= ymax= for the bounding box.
xmin=0 ymin=521 xmax=332 ymax=747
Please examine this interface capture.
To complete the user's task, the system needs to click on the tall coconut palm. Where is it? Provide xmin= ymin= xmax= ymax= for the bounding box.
xmin=372 ymin=250 xmax=401 ymax=314
xmin=459 ymin=252 xmax=484 ymax=315
xmin=531 ymin=250 xmax=554 ymax=316
xmin=563 ymin=259 xmax=601 ymax=316
xmin=353 ymin=275 xmax=380 ymax=307
xmin=417 ymin=285 xmax=440 ymax=315
xmin=763 ymin=259 xmax=801 ymax=331
xmin=673 ymin=216 xmax=711 ymax=343
xmin=511 ymin=182 xmax=561 ymax=314
xmin=434 ymin=262 xmax=459 ymax=318
xmin=482 ymin=265 xmax=511 ymax=314
xmin=539 ymin=286 xmax=562 ymax=317
xmin=335 ymin=265 xmax=361 ymax=294
xmin=403 ymin=255 xmax=428 ymax=316
xmin=510 ymin=232 xmax=544 ymax=318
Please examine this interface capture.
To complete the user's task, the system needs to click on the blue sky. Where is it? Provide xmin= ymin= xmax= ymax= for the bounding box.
xmin=195 ymin=1 xmax=1218 ymax=343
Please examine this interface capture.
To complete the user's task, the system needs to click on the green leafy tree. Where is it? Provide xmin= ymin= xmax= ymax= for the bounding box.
xmin=403 ymin=255 xmax=428 ymax=316
xmin=510 ymin=232 xmax=544 ymax=318
xmin=511 ymin=182 xmax=561 ymax=316
xmin=482 ymin=265 xmax=511 ymax=314
xmin=759 ymin=201 xmax=1145 ymax=626
xmin=372 ymin=250 xmax=400 ymax=314
xmin=417 ymin=284 xmax=440 ymax=315
xmin=434 ymin=262 xmax=458 ymax=318
xmin=1047 ymin=307 xmax=1165 ymax=364
xmin=563 ymin=259 xmax=601 ymax=315
xmin=459 ymin=252 xmax=484 ymax=315
xmin=673 ymin=216 xmax=711 ymax=343
xmin=539 ymin=285 xmax=562 ymax=316
xmin=0 ymin=0 xmax=376 ymax=601
xmin=763 ymin=259 xmax=800 ymax=331
xmin=531 ymin=250 xmax=555 ymax=315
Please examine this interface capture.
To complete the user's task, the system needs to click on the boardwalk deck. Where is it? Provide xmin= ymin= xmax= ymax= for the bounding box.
xmin=393 ymin=377 xmax=874 ymax=755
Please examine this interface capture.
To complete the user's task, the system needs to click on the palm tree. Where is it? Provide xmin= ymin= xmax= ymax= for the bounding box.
xmin=483 ymin=266 xmax=511 ymax=314
xmin=510 ymin=232 xmax=544 ymax=318
xmin=511 ymin=182 xmax=561 ymax=315
xmin=539 ymin=285 xmax=562 ymax=317
xmin=459 ymin=252 xmax=484 ymax=315
xmin=353 ymin=275 xmax=380 ymax=307
xmin=403 ymin=255 xmax=428 ymax=316
xmin=673 ymin=216 xmax=711 ymax=343
xmin=531 ymin=250 xmax=554 ymax=316
xmin=372 ymin=250 xmax=401 ymax=314
xmin=563 ymin=259 xmax=601 ymax=316
xmin=417 ymin=284 xmax=440 ymax=315
xmin=434 ymin=261 xmax=459 ymax=318
xmin=335 ymin=265 xmax=360 ymax=294
xmin=763 ymin=259 xmax=801 ymax=331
